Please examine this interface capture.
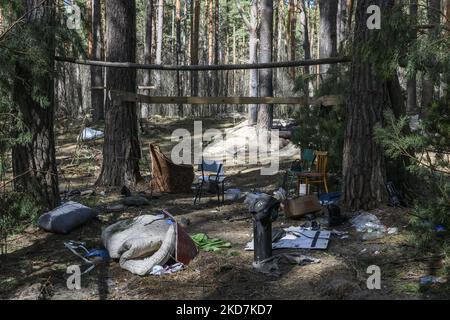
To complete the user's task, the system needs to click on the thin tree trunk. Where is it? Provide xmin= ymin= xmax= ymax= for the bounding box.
xmin=190 ymin=0 xmax=200 ymax=96
xmin=406 ymin=0 xmax=417 ymax=114
xmin=288 ymin=0 xmax=297 ymax=79
xmin=342 ymin=0 xmax=390 ymax=210
xmin=257 ymin=0 xmax=274 ymax=130
xmin=98 ymin=0 xmax=141 ymax=187
xmin=154 ymin=0 xmax=164 ymax=92
xmin=421 ymin=0 xmax=441 ymax=112
xmin=90 ymin=0 xmax=104 ymax=121
xmin=300 ymin=0 xmax=312 ymax=97
xmin=237 ymin=0 xmax=259 ymax=125
xmin=175 ymin=0 xmax=183 ymax=117
xmin=337 ymin=0 xmax=348 ymax=52
xmin=318 ymin=0 xmax=338 ymax=77
xmin=142 ymin=0 xmax=153 ymax=118
xmin=214 ymin=0 xmax=220 ymax=96
xmin=12 ymin=0 xmax=60 ymax=210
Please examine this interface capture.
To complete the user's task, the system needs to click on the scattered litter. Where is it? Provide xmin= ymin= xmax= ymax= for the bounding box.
xmin=64 ymin=241 xmax=109 ymax=275
xmin=351 ymin=212 xmax=386 ymax=233
xmin=374 ymin=251 xmax=380 ymax=255
xmin=38 ymin=201 xmax=97 ymax=234
xmin=191 ymin=233 xmax=231 ymax=252
xmin=362 ymin=231 xmax=385 ymax=241
xmin=420 ymin=275 xmax=447 ymax=285
xmin=150 ymin=262 xmax=185 ymax=276
xmin=273 ymin=188 xmax=287 ymax=201
xmin=331 ymin=230 xmax=349 ymax=239
xmin=360 ymin=248 xmax=367 ymax=253
xmin=319 ymin=192 xmax=342 ymax=205
xmin=78 ymin=127 xmax=104 ymax=142
xmin=387 ymin=227 xmax=398 ymax=235
xmin=99 ymin=191 xmax=106 ymax=197
xmin=245 ymin=226 xmax=331 ymax=250
xmin=350 ymin=212 xmax=393 ymax=241
xmin=253 ymin=253 xmax=321 ymax=277
xmin=224 ymin=188 xmax=241 ymax=201
xmin=122 ymin=196 xmax=151 ymax=207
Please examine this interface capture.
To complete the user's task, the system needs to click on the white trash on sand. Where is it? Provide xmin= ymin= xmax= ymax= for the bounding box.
xmin=350 ymin=212 xmax=398 ymax=241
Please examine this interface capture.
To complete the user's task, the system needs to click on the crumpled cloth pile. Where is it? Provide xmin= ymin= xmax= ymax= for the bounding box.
xmin=102 ymin=214 xmax=176 ymax=276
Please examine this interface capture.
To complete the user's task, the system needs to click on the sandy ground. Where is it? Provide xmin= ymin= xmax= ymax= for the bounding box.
xmin=1 ymin=117 xmax=449 ymax=300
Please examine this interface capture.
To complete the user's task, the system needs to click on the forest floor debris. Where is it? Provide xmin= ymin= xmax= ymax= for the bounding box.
xmin=1 ymin=118 xmax=449 ymax=300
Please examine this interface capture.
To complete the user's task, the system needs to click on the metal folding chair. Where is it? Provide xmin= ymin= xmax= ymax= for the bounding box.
xmin=193 ymin=159 xmax=226 ymax=206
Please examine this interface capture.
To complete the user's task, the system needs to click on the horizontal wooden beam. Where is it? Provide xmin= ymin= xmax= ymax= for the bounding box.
xmin=56 ymin=56 xmax=351 ymax=71
xmin=110 ymin=90 xmax=343 ymax=106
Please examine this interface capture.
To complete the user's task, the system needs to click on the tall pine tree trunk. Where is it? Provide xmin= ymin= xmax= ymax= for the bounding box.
xmin=257 ymin=0 xmax=274 ymax=130
xmin=12 ymin=0 xmax=60 ymax=210
xmin=98 ymin=0 xmax=141 ymax=187
xmin=342 ymin=0 xmax=389 ymax=210
xmin=91 ymin=0 xmax=104 ymax=121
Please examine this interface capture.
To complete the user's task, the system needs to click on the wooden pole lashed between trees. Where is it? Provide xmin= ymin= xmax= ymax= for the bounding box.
xmin=55 ymin=56 xmax=351 ymax=71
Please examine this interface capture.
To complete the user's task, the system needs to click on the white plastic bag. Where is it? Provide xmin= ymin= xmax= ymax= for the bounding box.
xmin=78 ymin=127 xmax=104 ymax=142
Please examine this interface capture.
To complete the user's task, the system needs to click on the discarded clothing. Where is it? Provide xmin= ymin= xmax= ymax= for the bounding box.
xmin=102 ymin=215 xmax=175 ymax=276
xmin=39 ymin=201 xmax=97 ymax=234
xmin=102 ymin=213 xmax=197 ymax=276
xmin=245 ymin=226 xmax=331 ymax=250
xmin=253 ymin=253 xmax=321 ymax=277
xmin=191 ymin=233 xmax=231 ymax=252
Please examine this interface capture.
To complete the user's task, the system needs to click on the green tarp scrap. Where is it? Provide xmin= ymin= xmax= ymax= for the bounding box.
xmin=191 ymin=233 xmax=231 ymax=252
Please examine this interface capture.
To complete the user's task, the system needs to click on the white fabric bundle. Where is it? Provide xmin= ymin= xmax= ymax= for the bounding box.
xmin=102 ymin=215 xmax=176 ymax=276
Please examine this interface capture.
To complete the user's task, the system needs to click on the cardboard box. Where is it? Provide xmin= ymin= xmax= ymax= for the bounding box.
xmin=282 ymin=195 xmax=323 ymax=219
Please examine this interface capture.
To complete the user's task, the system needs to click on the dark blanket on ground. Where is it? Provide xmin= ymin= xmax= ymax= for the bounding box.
xmin=150 ymin=144 xmax=194 ymax=193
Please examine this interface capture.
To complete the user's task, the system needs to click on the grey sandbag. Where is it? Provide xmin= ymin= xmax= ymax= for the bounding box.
xmin=38 ymin=201 xmax=97 ymax=234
